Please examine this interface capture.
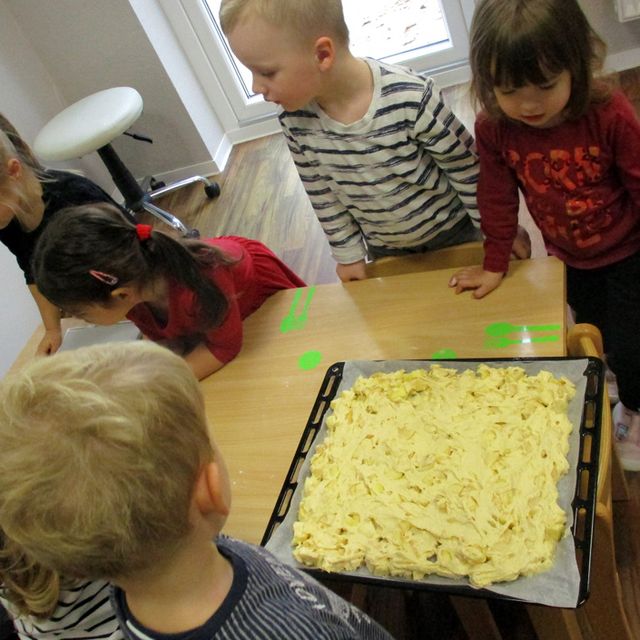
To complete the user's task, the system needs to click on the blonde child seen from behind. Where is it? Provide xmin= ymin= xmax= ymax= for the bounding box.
xmin=0 ymin=342 xmax=392 ymax=639
xmin=450 ymin=0 xmax=640 ymax=470
xmin=220 ymin=0 xmax=493 ymax=282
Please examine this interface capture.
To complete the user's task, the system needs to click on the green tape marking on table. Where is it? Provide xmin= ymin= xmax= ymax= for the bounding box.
xmin=280 ymin=286 xmax=316 ymax=333
xmin=431 ymin=348 xmax=458 ymax=359
xmin=484 ymin=321 xmax=561 ymax=337
xmin=483 ymin=320 xmax=562 ymax=349
xmin=298 ymin=350 xmax=323 ymax=371
xmin=484 ymin=334 xmax=560 ymax=349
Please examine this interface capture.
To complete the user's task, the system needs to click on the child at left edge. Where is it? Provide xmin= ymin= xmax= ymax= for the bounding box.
xmin=32 ymin=202 xmax=305 ymax=379
xmin=0 ymin=341 xmax=393 ymax=639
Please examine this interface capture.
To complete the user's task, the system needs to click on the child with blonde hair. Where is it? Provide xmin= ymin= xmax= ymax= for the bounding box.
xmin=0 ymin=342 xmax=391 ymax=639
xmin=0 ymin=113 xmax=128 ymax=355
xmin=219 ymin=0 xmax=492 ymax=282
xmin=449 ymin=0 xmax=640 ymax=469
xmin=0 ymin=538 xmax=120 ymax=639
xmin=32 ymin=202 xmax=305 ymax=379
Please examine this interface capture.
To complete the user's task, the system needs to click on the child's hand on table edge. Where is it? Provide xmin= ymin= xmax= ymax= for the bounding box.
xmin=336 ymin=260 xmax=367 ymax=282
xmin=448 ymin=266 xmax=504 ymax=299
xmin=35 ymin=328 xmax=63 ymax=356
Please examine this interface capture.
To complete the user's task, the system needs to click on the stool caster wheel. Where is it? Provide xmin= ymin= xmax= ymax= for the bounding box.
xmin=184 ymin=228 xmax=200 ymax=239
xmin=205 ymin=183 xmax=221 ymax=198
xmin=150 ymin=177 xmax=166 ymax=190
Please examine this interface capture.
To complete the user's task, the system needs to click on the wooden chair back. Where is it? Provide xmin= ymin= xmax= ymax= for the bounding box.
xmin=528 ymin=323 xmax=633 ymax=640
xmin=568 ymin=324 xmax=633 ymax=639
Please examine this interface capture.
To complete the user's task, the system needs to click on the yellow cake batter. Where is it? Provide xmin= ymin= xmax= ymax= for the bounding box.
xmin=292 ymin=365 xmax=576 ymax=587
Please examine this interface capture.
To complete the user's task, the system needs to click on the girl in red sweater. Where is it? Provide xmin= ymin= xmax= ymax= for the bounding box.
xmin=32 ymin=203 xmax=305 ymax=379
xmin=450 ymin=0 xmax=640 ymax=470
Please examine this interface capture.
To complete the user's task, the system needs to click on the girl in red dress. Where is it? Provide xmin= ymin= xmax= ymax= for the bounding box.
xmin=32 ymin=203 xmax=305 ymax=379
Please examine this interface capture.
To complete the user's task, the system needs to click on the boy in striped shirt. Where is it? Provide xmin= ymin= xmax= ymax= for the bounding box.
xmin=0 ymin=343 xmax=392 ymax=640
xmin=221 ymin=0 xmax=486 ymax=281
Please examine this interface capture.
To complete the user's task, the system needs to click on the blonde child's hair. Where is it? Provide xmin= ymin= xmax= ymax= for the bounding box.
xmin=0 ymin=113 xmax=47 ymax=231
xmin=0 ymin=114 xmax=43 ymax=174
xmin=0 ymin=341 xmax=213 ymax=584
xmin=219 ymin=0 xmax=349 ymax=47
xmin=470 ymin=0 xmax=608 ymax=121
xmin=0 ymin=534 xmax=61 ymax=618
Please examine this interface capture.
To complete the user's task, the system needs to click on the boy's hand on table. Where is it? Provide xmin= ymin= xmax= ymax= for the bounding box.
xmin=449 ymin=266 xmax=504 ymax=299
xmin=337 ymin=260 xmax=367 ymax=282
xmin=511 ymin=225 xmax=532 ymax=259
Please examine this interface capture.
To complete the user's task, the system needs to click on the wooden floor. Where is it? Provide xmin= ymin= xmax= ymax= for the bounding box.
xmin=153 ymin=68 xmax=640 ymax=639
xmin=153 ymin=129 xmax=339 ymax=285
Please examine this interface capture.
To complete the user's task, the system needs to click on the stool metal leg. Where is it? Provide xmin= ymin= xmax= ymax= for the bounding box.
xmin=148 ymin=175 xmax=219 ymax=200
xmin=97 ymin=144 xmax=146 ymax=211
xmin=97 ymin=143 xmax=199 ymax=237
xmin=142 ymin=200 xmax=199 ymax=237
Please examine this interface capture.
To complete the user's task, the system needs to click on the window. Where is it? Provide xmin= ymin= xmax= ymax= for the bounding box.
xmin=168 ymin=0 xmax=474 ymax=127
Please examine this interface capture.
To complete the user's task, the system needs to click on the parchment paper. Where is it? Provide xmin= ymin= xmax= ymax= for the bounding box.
xmin=265 ymin=359 xmax=592 ymax=608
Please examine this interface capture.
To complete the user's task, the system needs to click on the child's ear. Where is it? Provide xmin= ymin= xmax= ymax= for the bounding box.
xmin=110 ymin=286 xmax=136 ymax=302
xmin=194 ymin=461 xmax=231 ymax=517
xmin=314 ymin=36 xmax=335 ymax=71
xmin=6 ymin=158 xmax=22 ymax=180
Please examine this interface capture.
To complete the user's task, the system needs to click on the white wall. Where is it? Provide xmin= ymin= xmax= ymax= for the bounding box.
xmin=580 ymin=0 xmax=640 ymax=64
xmin=128 ymin=0 xmax=231 ymax=171
xmin=0 ymin=250 xmax=41 ymax=377
xmin=0 ymin=2 xmax=61 ymax=375
xmin=465 ymin=0 xmax=640 ymax=70
xmin=5 ymin=0 xmax=222 ymax=186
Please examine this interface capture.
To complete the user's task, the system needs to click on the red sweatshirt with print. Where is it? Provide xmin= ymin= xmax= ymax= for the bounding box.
xmin=475 ymin=91 xmax=640 ymax=273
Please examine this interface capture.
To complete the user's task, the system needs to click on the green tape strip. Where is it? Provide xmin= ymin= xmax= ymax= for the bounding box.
xmin=485 ymin=321 xmax=561 ymax=337
xmin=431 ymin=348 xmax=458 ymax=359
xmin=484 ymin=334 xmax=560 ymax=349
xmin=280 ymin=286 xmax=316 ymax=333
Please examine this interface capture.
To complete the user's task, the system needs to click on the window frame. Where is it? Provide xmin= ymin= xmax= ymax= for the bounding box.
xmin=160 ymin=0 xmax=475 ymax=129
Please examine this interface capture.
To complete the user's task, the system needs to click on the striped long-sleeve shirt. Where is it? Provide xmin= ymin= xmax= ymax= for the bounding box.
xmin=112 ymin=536 xmax=392 ymax=639
xmin=1 ymin=580 xmax=121 ymax=639
xmin=279 ymin=58 xmax=480 ymax=264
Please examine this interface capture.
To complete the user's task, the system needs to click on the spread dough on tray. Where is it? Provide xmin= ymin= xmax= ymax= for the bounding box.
xmin=292 ymin=365 xmax=576 ymax=587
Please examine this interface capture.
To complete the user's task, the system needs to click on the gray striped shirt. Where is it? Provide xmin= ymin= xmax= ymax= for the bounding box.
xmin=112 ymin=537 xmax=392 ymax=639
xmin=279 ymin=58 xmax=480 ymax=264
xmin=2 ymin=580 xmax=121 ymax=639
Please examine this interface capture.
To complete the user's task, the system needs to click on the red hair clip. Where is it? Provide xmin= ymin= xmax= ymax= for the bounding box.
xmin=89 ymin=270 xmax=119 ymax=286
xmin=136 ymin=224 xmax=153 ymax=241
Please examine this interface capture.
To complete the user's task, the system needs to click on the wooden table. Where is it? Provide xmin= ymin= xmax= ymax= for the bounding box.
xmin=12 ymin=256 xmax=632 ymax=639
xmin=8 ymin=256 xmax=566 ymax=544
xmin=201 ymin=256 xmax=566 ymax=543
xmin=8 ymin=256 xmax=573 ymax=638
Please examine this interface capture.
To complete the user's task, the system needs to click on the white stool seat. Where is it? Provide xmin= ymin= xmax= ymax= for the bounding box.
xmin=33 ymin=87 xmax=143 ymax=162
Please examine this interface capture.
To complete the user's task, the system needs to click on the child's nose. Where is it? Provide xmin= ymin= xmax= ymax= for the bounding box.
xmin=252 ymin=75 xmax=266 ymax=96
xmin=520 ymin=91 xmax=542 ymax=113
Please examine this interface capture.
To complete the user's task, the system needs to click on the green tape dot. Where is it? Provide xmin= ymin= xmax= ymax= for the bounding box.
xmin=299 ymin=350 xmax=322 ymax=370
xmin=431 ymin=348 xmax=458 ymax=360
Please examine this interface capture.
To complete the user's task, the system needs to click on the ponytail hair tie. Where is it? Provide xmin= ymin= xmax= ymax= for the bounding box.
xmin=89 ymin=270 xmax=119 ymax=286
xmin=136 ymin=224 xmax=153 ymax=241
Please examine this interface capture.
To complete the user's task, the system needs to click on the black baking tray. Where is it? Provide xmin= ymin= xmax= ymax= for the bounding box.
xmin=261 ymin=357 xmax=603 ymax=607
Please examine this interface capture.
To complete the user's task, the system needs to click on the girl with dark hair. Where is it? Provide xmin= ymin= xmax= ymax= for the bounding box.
xmin=32 ymin=203 xmax=305 ymax=379
xmin=0 ymin=113 xmax=128 ymax=355
xmin=449 ymin=0 xmax=640 ymax=470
